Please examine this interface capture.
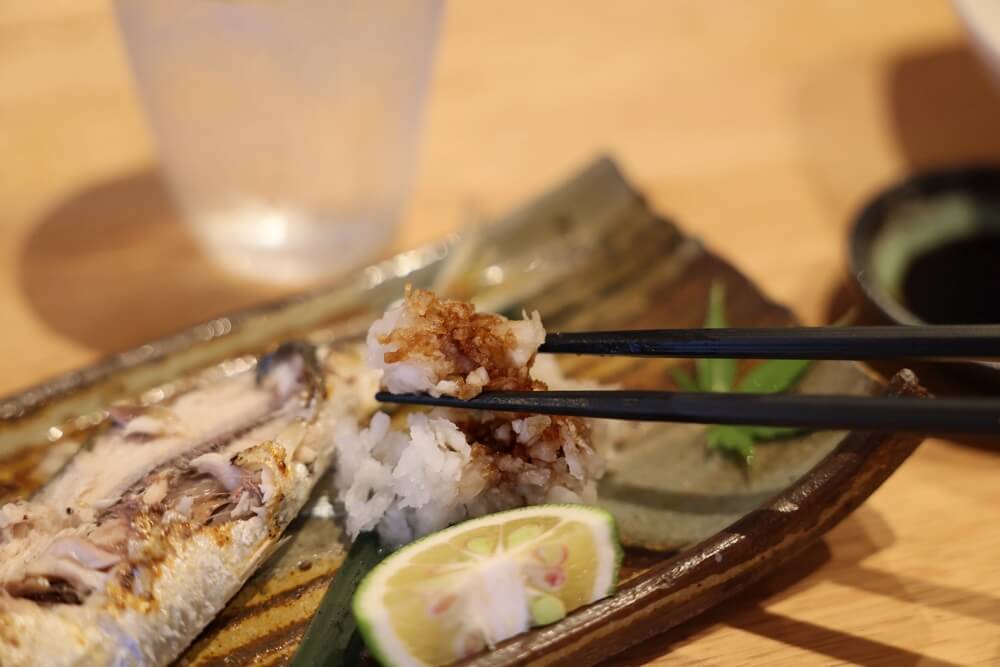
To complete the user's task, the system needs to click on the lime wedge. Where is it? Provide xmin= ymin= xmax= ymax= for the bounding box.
xmin=353 ymin=505 xmax=622 ymax=667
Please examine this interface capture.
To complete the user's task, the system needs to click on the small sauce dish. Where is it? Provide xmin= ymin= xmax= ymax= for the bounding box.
xmin=849 ymin=165 xmax=1000 ymax=380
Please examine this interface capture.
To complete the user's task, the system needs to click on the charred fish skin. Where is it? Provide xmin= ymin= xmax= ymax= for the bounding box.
xmin=0 ymin=343 xmax=357 ymax=667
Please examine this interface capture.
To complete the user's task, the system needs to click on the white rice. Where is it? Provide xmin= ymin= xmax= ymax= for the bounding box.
xmin=530 ymin=355 xmax=646 ymax=461
xmin=366 ymin=289 xmax=545 ymax=399
xmin=333 ymin=407 xmax=603 ymax=547
xmin=334 ymin=290 xmax=604 ymax=548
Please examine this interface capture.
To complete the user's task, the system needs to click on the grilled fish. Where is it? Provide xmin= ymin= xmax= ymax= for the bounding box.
xmin=0 ymin=342 xmax=362 ymax=667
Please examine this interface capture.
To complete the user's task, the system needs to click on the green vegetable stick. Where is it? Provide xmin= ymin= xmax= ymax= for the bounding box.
xmin=289 ymin=532 xmax=383 ymax=667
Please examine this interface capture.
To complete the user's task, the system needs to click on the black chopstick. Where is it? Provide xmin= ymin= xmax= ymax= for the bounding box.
xmin=539 ymin=325 xmax=1000 ymax=360
xmin=376 ymin=390 xmax=1000 ymax=435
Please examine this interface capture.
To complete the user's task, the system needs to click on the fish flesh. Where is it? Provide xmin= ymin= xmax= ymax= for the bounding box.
xmin=0 ymin=342 xmax=361 ymax=667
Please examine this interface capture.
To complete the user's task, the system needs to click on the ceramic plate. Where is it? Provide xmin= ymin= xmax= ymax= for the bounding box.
xmin=0 ymin=158 xmax=926 ymax=666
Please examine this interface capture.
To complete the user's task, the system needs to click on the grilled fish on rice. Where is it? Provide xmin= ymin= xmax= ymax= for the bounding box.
xmin=0 ymin=342 xmax=363 ymax=667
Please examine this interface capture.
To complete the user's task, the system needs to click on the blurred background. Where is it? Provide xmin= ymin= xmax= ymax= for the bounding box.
xmin=3 ymin=0 xmax=1000 ymax=390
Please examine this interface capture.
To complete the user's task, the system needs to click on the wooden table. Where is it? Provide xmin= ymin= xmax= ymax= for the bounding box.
xmin=3 ymin=1 xmax=1000 ymax=664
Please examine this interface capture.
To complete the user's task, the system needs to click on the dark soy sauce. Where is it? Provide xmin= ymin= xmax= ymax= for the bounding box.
xmin=901 ymin=235 xmax=1000 ymax=324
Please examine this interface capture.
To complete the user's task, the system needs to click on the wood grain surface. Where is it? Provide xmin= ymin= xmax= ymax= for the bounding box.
xmin=3 ymin=1 xmax=1000 ymax=664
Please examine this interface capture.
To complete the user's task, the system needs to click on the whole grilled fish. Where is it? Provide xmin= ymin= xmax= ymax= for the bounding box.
xmin=0 ymin=343 xmax=363 ymax=666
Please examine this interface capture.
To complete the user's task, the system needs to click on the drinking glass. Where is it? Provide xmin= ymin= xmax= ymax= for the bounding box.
xmin=114 ymin=0 xmax=442 ymax=284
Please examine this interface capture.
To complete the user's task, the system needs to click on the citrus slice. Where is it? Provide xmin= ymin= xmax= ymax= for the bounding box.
xmin=353 ymin=504 xmax=622 ymax=667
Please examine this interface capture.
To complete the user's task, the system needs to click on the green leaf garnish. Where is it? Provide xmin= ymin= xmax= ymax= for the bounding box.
xmin=696 ymin=282 xmax=737 ymax=393
xmin=687 ymin=281 xmax=813 ymax=465
xmin=669 ymin=367 xmax=700 ymax=392
xmin=737 ymin=359 xmax=811 ymax=394
xmin=741 ymin=425 xmax=803 ymax=439
xmin=706 ymin=425 xmax=755 ymax=461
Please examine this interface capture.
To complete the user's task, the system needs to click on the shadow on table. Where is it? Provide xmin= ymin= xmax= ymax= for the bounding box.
xmin=611 ymin=504 xmax=997 ymax=666
xmin=795 ymin=42 xmax=1000 ymax=233
xmin=17 ymin=168 xmax=294 ymax=353
xmin=608 ymin=540 xmax=837 ymax=667
xmin=888 ymin=44 xmax=1000 ymax=171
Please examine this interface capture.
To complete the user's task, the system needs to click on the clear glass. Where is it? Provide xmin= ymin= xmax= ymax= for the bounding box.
xmin=114 ymin=0 xmax=442 ymax=284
